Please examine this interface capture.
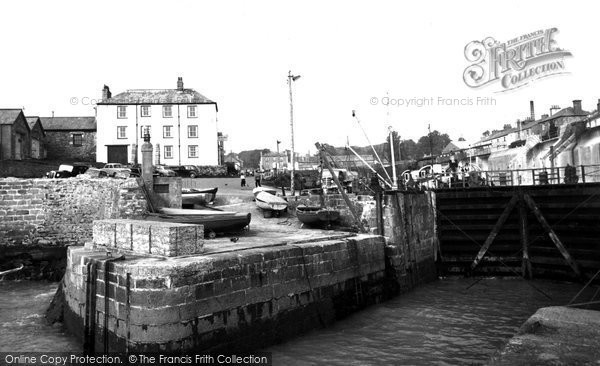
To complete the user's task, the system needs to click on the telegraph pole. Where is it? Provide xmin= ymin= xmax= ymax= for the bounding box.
xmin=288 ymin=71 xmax=301 ymax=194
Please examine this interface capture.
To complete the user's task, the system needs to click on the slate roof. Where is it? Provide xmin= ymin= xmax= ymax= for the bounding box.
xmin=97 ymin=88 xmax=216 ymax=106
xmin=40 ymin=117 xmax=97 ymax=131
xmin=26 ymin=116 xmax=41 ymax=129
xmin=0 ymin=109 xmax=24 ymax=125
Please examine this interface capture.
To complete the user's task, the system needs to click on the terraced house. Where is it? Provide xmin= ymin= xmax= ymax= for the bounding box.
xmin=95 ymin=77 xmax=219 ymax=165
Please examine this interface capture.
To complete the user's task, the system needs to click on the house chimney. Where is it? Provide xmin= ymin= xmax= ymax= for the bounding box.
xmin=573 ymin=100 xmax=582 ymax=114
xmin=530 ymin=101 xmax=535 ymax=120
xmin=177 ymin=77 xmax=184 ymax=91
xmin=102 ymin=85 xmax=111 ymax=100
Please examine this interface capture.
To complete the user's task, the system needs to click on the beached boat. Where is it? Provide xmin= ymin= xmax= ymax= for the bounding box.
xmin=146 ymin=208 xmax=251 ymax=238
xmin=182 ymin=187 xmax=218 ymax=206
xmin=255 ymin=191 xmax=288 ymax=211
xmin=252 ymin=186 xmax=278 ymax=197
xmin=296 ymin=205 xmax=340 ymax=228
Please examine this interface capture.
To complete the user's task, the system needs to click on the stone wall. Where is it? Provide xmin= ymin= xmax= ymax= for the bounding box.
xmin=62 ymin=234 xmax=386 ymax=353
xmin=0 ymin=177 xmax=148 ymax=279
xmin=45 ymin=130 xmax=96 ymax=162
xmin=383 ymin=191 xmax=439 ymax=293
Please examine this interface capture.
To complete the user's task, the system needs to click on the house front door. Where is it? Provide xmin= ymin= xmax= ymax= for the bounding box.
xmin=107 ymin=145 xmax=128 ymax=164
xmin=15 ymin=136 xmax=22 ymax=160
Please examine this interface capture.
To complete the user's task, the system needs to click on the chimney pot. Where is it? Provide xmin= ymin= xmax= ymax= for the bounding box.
xmin=530 ymin=100 xmax=535 ymax=120
xmin=573 ymin=99 xmax=582 ymax=114
xmin=102 ymin=85 xmax=111 ymax=101
xmin=177 ymin=77 xmax=184 ymax=91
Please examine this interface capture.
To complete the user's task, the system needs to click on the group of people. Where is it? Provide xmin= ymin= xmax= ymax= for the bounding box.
xmin=240 ymin=170 xmax=262 ymax=188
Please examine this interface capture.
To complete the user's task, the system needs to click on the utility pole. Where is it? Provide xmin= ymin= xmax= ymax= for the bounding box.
xmin=288 ymin=71 xmax=301 ymax=195
xmin=428 ymin=123 xmax=434 ymax=166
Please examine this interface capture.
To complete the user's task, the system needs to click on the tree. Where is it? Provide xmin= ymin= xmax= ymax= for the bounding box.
xmin=238 ymin=149 xmax=270 ymax=169
xmin=415 ymin=130 xmax=451 ymax=159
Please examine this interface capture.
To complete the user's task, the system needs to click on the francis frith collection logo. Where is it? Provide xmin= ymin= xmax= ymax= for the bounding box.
xmin=463 ymin=28 xmax=572 ymax=91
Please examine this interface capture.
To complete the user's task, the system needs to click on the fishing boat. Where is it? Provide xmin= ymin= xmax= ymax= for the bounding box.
xmin=255 ymin=191 xmax=288 ymax=212
xmin=252 ymin=186 xmax=278 ymax=197
xmin=182 ymin=187 xmax=218 ymax=206
xmin=145 ymin=208 xmax=251 ymax=238
xmin=296 ymin=205 xmax=340 ymax=228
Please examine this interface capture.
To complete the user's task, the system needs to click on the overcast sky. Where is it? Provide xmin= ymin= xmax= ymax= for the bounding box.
xmin=1 ymin=0 xmax=598 ymax=154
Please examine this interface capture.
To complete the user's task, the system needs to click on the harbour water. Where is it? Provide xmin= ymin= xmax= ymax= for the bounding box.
xmin=0 ymin=278 xmax=595 ymax=365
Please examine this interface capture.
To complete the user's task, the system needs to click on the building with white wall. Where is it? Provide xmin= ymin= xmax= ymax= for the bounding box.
xmin=96 ymin=77 xmax=219 ymax=166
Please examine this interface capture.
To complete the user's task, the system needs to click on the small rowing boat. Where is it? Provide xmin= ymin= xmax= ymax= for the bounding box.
xmin=255 ymin=191 xmax=288 ymax=211
xmin=182 ymin=187 xmax=218 ymax=206
xmin=296 ymin=205 xmax=340 ymax=228
xmin=252 ymin=186 xmax=278 ymax=197
xmin=146 ymin=208 xmax=251 ymax=238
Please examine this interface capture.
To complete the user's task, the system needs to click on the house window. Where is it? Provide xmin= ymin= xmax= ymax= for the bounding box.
xmin=164 ymin=145 xmax=173 ymax=159
xmin=117 ymin=126 xmax=127 ymax=139
xmin=188 ymin=125 xmax=198 ymax=138
xmin=188 ymin=105 xmax=197 ymax=118
xmin=140 ymin=126 xmax=151 ymax=138
xmin=188 ymin=145 xmax=198 ymax=158
xmin=72 ymin=134 xmax=83 ymax=146
xmin=141 ymin=105 xmax=151 ymax=117
xmin=163 ymin=126 xmax=173 ymax=138
xmin=117 ymin=106 xmax=127 ymax=118
xmin=163 ymin=105 xmax=173 ymax=118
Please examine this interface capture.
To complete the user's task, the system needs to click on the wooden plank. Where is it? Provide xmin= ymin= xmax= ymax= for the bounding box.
xmin=470 ymin=194 xmax=519 ymax=270
xmin=519 ymin=193 xmax=532 ymax=279
xmin=316 ymin=143 xmax=367 ymax=233
xmin=523 ymin=194 xmax=583 ymax=279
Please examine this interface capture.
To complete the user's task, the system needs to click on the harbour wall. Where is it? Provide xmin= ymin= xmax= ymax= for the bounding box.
xmin=60 ymin=191 xmax=439 ymax=352
xmin=0 ymin=177 xmax=148 ymax=279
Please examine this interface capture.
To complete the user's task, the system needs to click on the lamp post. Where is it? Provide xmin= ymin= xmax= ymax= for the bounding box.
xmin=288 ymin=71 xmax=301 ymax=195
xmin=276 ymin=140 xmax=281 ymax=172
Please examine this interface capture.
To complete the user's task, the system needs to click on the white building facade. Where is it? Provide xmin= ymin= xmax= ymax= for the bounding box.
xmin=96 ymin=77 xmax=219 ymax=166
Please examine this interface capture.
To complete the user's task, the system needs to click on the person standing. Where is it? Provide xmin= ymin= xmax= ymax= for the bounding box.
xmin=255 ymin=170 xmax=262 ymax=187
xmin=240 ymin=172 xmax=246 ymax=188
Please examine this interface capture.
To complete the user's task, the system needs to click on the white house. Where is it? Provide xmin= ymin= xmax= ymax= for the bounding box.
xmin=96 ymin=77 xmax=219 ymax=166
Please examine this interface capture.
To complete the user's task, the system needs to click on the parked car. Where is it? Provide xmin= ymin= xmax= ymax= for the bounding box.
xmin=168 ymin=165 xmax=201 ymax=178
xmin=154 ymin=165 xmax=177 ymax=177
xmin=81 ymin=168 xmax=109 ymax=178
xmin=45 ymin=163 xmax=89 ymax=178
xmin=101 ymin=163 xmax=131 ymax=177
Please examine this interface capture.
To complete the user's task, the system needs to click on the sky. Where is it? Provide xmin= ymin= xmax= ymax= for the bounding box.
xmin=1 ymin=0 xmax=599 ymax=155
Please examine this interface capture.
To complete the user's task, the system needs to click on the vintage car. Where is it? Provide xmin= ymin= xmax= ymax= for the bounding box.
xmin=45 ymin=163 xmax=89 ymax=178
xmin=80 ymin=168 xmax=109 ymax=178
xmin=101 ymin=163 xmax=131 ymax=177
xmin=167 ymin=165 xmax=201 ymax=178
xmin=154 ymin=165 xmax=177 ymax=177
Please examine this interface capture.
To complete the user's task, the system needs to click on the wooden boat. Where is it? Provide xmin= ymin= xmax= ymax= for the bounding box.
xmin=159 ymin=207 xmax=237 ymax=216
xmin=252 ymin=186 xmax=278 ymax=197
xmin=146 ymin=209 xmax=251 ymax=238
xmin=182 ymin=187 xmax=218 ymax=206
xmin=255 ymin=191 xmax=288 ymax=211
xmin=296 ymin=205 xmax=340 ymax=227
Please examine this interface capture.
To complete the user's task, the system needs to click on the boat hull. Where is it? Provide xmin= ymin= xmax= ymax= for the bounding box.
xmin=182 ymin=187 xmax=218 ymax=206
xmin=145 ymin=212 xmax=251 ymax=234
xmin=296 ymin=205 xmax=340 ymax=227
xmin=255 ymin=191 xmax=288 ymax=211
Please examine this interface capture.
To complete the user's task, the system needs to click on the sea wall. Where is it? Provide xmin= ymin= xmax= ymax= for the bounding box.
xmin=62 ymin=233 xmax=387 ymax=352
xmin=0 ymin=177 xmax=148 ymax=279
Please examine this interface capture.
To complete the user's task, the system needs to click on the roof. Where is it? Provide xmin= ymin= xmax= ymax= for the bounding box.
xmin=26 ymin=116 xmax=41 ymax=129
xmin=97 ymin=88 xmax=216 ymax=106
xmin=40 ymin=116 xmax=96 ymax=130
xmin=442 ymin=140 xmax=470 ymax=154
xmin=0 ymin=109 xmax=24 ymax=125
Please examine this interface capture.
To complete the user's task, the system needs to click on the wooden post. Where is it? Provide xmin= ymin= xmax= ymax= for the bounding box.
xmin=581 ymin=165 xmax=586 ymax=183
xmin=316 ymin=143 xmax=367 ymax=233
xmin=470 ymin=194 xmax=518 ymax=271
xmin=523 ymin=194 xmax=583 ymax=279
xmin=531 ymin=169 xmax=536 ymax=185
xmin=518 ymin=192 xmax=532 ymax=279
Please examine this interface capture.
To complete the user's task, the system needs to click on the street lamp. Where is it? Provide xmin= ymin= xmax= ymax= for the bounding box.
xmin=276 ymin=140 xmax=281 ymax=171
xmin=288 ymin=70 xmax=301 ymax=195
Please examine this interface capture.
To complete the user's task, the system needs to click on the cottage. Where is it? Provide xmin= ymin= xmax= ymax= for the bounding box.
xmin=26 ymin=116 xmax=46 ymax=159
xmin=0 ymin=109 xmax=30 ymax=160
xmin=40 ymin=116 xmax=97 ymax=161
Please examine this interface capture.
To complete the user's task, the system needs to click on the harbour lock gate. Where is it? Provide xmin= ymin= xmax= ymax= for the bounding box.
xmin=436 ymin=183 xmax=600 ymax=280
